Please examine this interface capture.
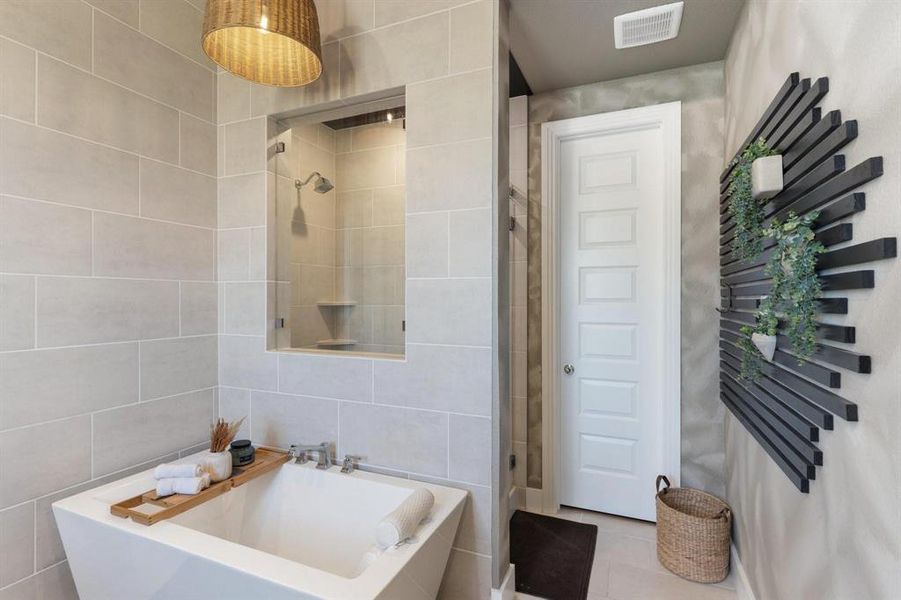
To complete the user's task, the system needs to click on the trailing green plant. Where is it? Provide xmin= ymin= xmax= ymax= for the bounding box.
xmin=738 ymin=211 xmax=825 ymax=380
xmin=727 ymin=139 xmax=776 ymax=262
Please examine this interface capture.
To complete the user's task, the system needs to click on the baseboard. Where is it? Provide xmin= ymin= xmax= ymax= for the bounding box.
xmin=525 ymin=487 xmax=543 ymax=513
xmin=732 ymin=544 xmax=756 ymax=600
xmin=491 ymin=564 xmax=516 ymax=600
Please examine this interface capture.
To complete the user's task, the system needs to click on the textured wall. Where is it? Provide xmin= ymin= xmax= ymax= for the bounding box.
xmin=0 ymin=0 xmax=217 ymax=596
xmin=215 ymin=0 xmax=501 ymax=596
xmin=526 ymin=62 xmax=726 ymax=494
xmin=724 ymin=2 xmax=901 ymax=598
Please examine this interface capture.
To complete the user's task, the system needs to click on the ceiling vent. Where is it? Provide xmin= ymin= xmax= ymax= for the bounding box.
xmin=614 ymin=1 xmax=684 ymax=49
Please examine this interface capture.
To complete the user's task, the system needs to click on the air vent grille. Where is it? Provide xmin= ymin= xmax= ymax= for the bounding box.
xmin=614 ymin=1 xmax=684 ymax=49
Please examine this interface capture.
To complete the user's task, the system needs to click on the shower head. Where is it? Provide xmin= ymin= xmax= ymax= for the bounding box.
xmin=295 ymin=172 xmax=334 ymax=194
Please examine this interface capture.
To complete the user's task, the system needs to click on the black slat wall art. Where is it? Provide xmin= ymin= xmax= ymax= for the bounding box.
xmin=718 ymin=73 xmax=895 ymax=493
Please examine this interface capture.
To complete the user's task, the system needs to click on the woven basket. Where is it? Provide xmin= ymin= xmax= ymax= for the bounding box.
xmin=655 ymin=475 xmax=732 ymax=583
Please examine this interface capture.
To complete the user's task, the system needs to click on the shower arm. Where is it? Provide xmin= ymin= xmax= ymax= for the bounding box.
xmin=295 ymin=172 xmax=322 ymax=189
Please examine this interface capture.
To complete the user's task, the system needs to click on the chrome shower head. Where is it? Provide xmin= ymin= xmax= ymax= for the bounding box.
xmin=313 ymin=176 xmax=334 ymax=194
xmin=295 ymin=172 xmax=334 ymax=194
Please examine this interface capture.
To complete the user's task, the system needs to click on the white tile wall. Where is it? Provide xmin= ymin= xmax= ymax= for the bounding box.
xmin=0 ymin=1 xmax=217 ymax=594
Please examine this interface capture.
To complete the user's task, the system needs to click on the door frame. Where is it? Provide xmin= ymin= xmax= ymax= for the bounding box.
xmin=540 ymin=102 xmax=682 ymax=514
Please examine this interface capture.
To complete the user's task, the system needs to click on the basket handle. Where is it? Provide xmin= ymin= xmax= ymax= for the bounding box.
xmin=655 ymin=475 xmax=671 ymax=493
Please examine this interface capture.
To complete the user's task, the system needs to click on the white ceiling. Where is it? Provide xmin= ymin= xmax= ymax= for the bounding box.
xmin=510 ymin=0 xmax=745 ymax=93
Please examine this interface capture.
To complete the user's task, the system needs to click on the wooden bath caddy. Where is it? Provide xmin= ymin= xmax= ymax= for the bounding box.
xmin=110 ymin=447 xmax=289 ymax=526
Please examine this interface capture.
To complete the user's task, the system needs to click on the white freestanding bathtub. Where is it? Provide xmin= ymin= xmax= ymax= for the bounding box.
xmin=53 ymin=456 xmax=466 ymax=600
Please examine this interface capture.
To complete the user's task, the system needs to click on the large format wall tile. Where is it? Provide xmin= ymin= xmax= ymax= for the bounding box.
xmin=140 ymin=336 xmax=217 ymax=400
xmin=36 ymin=277 xmax=179 ymax=346
xmin=86 ymin=0 xmax=140 ymax=27
xmin=0 ymin=502 xmax=34 ymax=587
xmin=373 ymin=343 xmax=492 ymax=416
xmin=223 ymin=283 xmax=266 ymax=335
xmin=278 ymin=352 xmax=373 ymax=402
xmin=180 ymin=282 xmax=218 ymax=335
xmin=1 ymin=118 xmax=139 ymax=214
xmin=406 ymin=69 xmax=492 ymax=147
xmin=93 ymin=213 xmax=216 ymax=280
xmin=0 ymin=275 xmax=34 ymax=351
xmin=339 ymin=402 xmax=447 ymax=476
xmin=92 ymin=389 xmax=214 ymax=476
xmin=406 ymin=138 xmax=492 ymax=212
xmin=449 ymin=414 xmax=491 ymax=485
xmin=217 ymin=72 xmax=251 ymax=125
xmin=373 ymin=0 xmax=468 ymax=27
xmin=219 ymin=335 xmax=278 ymax=391
xmin=449 ymin=208 xmax=491 ymax=277
xmin=339 ymin=12 xmax=448 ymax=97
xmin=140 ymin=159 xmax=217 ymax=228
xmin=406 ymin=212 xmax=448 ymax=277
xmin=219 ymin=173 xmax=266 ymax=228
xmin=37 ymin=56 xmax=180 ymax=163
xmin=180 ymin=114 xmax=218 ymax=177
xmin=250 ymin=391 xmax=339 ymax=448
xmin=0 ymin=415 xmax=92 ymax=508
xmin=93 ymin=11 xmax=214 ymax=120
xmin=0 ymin=1 xmax=92 ymax=70
xmin=0 ymin=38 xmax=36 ymax=122
xmin=223 ymin=118 xmax=267 ymax=175
xmin=0 ymin=343 xmax=138 ymax=429
xmin=406 ymin=278 xmax=492 ymax=346
xmin=139 ymin=0 xmax=214 ymax=70
xmin=0 ymin=196 xmax=93 ymax=275
xmin=449 ymin=0 xmax=492 ymax=73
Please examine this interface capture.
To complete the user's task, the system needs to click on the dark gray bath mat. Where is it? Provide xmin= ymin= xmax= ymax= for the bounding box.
xmin=510 ymin=510 xmax=598 ymax=600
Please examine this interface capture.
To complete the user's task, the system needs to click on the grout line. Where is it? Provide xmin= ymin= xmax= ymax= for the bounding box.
xmin=1 ymin=192 xmax=217 ymax=232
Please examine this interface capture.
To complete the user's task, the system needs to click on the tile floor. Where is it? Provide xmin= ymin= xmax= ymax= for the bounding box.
xmin=516 ymin=506 xmax=737 ymax=600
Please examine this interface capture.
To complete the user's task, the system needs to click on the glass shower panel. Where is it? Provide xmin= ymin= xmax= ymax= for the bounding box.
xmin=274 ymin=107 xmax=406 ymax=357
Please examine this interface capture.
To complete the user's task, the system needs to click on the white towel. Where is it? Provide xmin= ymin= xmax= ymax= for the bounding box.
xmin=376 ymin=488 xmax=434 ymax=548
xmin=155 ymin=474 xmax=211 ymax=497
xmin=153 ymin=463 xmax=202 ymax=480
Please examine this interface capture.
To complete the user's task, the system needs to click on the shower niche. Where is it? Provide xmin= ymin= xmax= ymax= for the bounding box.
xmin=273 ymin=103 xmax=406 ymax=357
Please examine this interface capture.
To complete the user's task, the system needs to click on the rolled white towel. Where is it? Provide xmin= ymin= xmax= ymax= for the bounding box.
xmin=155 ymin=474 xmax=211 ymax=497
xmin=376 ymin=488 xmax=434 ymax=548
xmin=153 ymin=463 xmax=202 ymax=480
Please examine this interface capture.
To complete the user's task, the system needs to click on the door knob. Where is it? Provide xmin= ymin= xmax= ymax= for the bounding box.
xmin=563 ymin=364 xmax=574 ymax=375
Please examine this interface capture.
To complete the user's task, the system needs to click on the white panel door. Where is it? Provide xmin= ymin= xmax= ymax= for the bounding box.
xmin=559 ymin=124 xmax=670 ymax=521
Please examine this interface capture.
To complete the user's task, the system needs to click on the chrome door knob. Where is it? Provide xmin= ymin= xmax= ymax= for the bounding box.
xmin=563 ymin=364 xmax=575 ymax=375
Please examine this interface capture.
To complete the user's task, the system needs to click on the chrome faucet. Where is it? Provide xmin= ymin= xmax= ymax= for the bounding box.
xmin=288 ymin=443 xmax=333 ymax=469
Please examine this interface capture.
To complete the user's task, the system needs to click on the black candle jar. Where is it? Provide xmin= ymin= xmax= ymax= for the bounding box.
xmin=229 ymin=440 xmax=255 ymax=467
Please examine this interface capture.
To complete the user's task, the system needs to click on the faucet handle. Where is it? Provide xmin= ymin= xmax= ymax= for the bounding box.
xmin=341 ymin=454 xmax=363 ymax=473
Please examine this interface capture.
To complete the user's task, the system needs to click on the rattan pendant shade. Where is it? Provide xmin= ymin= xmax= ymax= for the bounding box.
xmin=202 ymin=0 xmax=322 ymax=87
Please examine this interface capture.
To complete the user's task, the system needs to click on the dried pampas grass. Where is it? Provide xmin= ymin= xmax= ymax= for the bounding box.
xmin=210 ymin=417 xmax=245 ymax=453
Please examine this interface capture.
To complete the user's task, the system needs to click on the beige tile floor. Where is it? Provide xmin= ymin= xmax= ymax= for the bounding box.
xmin=516 ymin=507 xmax=737 ymax=600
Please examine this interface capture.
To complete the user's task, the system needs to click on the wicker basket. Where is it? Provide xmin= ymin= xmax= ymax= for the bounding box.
xmin=655 ymin=475 xmax=732 ymax=583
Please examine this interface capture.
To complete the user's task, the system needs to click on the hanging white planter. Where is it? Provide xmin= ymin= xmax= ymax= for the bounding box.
xmin=751 ymin=333 xmax=777 ymax=361
xmin=751 ymin=154 xmax=784 ymax=200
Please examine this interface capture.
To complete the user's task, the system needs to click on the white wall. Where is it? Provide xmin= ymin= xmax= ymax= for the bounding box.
xmin=0 ymin=0 xmax=217 ymax=596
xmin=215 ymin=1 xmax=504 ymax=596
xmin=724 ymin=2 xmax=901 ymax=598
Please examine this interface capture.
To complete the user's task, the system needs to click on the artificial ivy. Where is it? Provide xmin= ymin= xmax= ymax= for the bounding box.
xmin=727 ymin=139 xmax=776 ymax=262
xmin=739 ymin=211 xmax=825 ymax=381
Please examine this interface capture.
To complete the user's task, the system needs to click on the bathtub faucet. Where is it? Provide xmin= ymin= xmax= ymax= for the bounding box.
xmin=288 ymin=443 xmax=333 ymax=469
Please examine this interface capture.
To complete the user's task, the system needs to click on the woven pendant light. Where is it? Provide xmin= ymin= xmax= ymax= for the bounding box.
xmin=202 ymin=0 xmax=322 ymax=87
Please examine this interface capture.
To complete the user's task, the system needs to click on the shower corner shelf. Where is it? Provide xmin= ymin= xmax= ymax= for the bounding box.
xmin=316 ymin=300 xmax=357 ymax=307
xmin=316 ymin=339 xmax=357 ymax=347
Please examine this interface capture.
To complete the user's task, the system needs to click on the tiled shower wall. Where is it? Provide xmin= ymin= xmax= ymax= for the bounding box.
xmin=0 ymin=1 xmax=217 ymax=596
xmin=215 ymin=0 xmax=501 ymax=596
xmin=334 ymin=120 xmax=407 ymax=353
xmin=275 ymin=123 xmax=339 ymax=348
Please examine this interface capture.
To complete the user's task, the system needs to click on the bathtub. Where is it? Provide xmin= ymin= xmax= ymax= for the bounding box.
xmin=53 ymin=455 xmax=466 ymax=600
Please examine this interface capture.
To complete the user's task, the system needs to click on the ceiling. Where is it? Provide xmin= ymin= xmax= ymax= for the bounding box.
xmin=510 ymin=0 xmax=745 ymax=94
